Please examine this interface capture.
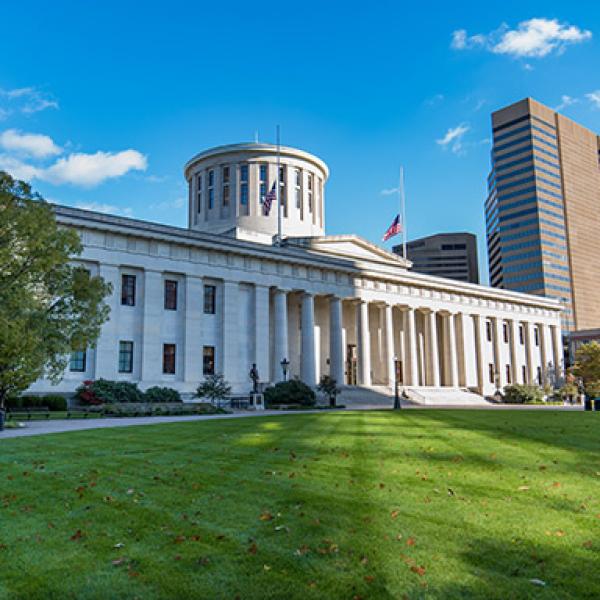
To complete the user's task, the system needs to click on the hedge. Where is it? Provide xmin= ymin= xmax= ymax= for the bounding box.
xmin=503 ymin=384 xmax=544 ymax=404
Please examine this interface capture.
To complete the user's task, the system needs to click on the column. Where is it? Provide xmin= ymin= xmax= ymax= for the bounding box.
xmin=141 ymin=270 xmax=163 ymax=382
xmin=300 ymin=292 xmax=316 ymax=385
xmin=540 ymin=324 xmax=551 ymax=384
xmin=472 ymin=314 xmax=485 ymax=394
xmin=384 ymin=304 xmax=395 ymax=387
xmin=222 ymin=281 xmax=239 ymax=385
xmin=492 ymin=317 xmax=503 ymax=389
xmin=254 ymin=285 xmax=270 ymax=384
xmin=329 ymin=296 xmax=344 ymax=384
xmin=509 ymin=319 xmax=519 ymax=384
xmin=457 ymin=313 xmax=468 ymax=387
xmin=551 ymin=324 xmax=563 ymax=381
xmin=95 ymin=264 xmax=120 ymax=380
xmin=273 ymin=289 xmax=289 ymax=381
xmin=446 ymin=313 xmax=459 ymax=387
xmin=524 ymin=321 xmax=535 ymax=384
xmin=183 ymin=275 xmax=204 ymax=383
xmin=426 ymin=310 xmax=440 ymax=387
xmin=404 ymin=308 xmax=419 ymax=386
xmin=357 ymin=300 xmax=371 ymax=386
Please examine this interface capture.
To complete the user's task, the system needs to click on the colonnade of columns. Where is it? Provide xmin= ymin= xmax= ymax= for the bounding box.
xmin=271 ymin=288 xmax=562 ymax=394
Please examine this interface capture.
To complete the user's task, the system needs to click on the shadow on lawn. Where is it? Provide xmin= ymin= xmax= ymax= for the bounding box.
xmin=425 ymin=534 xmax=600 ymax=599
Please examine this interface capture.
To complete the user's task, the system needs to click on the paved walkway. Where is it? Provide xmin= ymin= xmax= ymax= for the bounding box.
xmin=0 ymin=403 xmax=585 ymax=440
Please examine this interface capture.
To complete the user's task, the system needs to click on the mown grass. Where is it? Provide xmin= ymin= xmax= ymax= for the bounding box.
xmin=0 ymin=410 xmax=599 ymax=599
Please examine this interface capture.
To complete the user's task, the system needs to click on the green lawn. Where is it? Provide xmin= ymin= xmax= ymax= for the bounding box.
xmin=0 ymin=411 xmax=599 ymax=599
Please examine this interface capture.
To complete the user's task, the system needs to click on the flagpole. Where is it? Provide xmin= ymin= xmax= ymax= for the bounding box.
xmin=276 ymin=125 xmax=282 ymax=245
xmin=400 ymin=166 xmax=407 ymax=259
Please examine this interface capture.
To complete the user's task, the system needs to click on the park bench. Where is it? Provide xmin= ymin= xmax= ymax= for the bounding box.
xmin=7 ymin=406 xmax=50 ymax=420
xmin=228 ymin=395 xmax=250 ymax=409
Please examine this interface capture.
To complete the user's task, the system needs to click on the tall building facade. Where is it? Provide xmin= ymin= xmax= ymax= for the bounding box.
xmin=394 ymin=233 xmax=479 ymax=283
xmin=486 ymin=98 xmax=600 ymax=332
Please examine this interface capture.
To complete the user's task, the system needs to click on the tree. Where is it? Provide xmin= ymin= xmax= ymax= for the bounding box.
xmin=196 ymin=373 xmax=232 ymax=407
xmin=0 ymin=172 xmax=111 ymax=408
xmin=572 ymin=341 xmax=600 ymax=397
xmin=317 ymin=374 xmax=340 ymax=407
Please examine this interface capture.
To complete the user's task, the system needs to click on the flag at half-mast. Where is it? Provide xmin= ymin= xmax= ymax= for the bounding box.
xmin=263 ymin=181 xmax=277 ymax=216
xmin=382 ymin=214 xmax=402 ymax=242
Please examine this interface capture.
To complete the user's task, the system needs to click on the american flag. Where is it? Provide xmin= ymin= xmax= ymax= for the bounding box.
xmin=263 ymin=181 xmax=277 ymax=215
xmin=382 ymin=214 xmax=402 ymax=242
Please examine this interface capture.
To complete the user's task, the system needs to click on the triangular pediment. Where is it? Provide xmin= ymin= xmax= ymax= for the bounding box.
xmin=285 ymin=235 xmax=411 ymax=268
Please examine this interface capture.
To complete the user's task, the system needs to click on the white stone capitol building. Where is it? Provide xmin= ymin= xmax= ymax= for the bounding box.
xmin=32 ymin=142 xmax=563 ymax=401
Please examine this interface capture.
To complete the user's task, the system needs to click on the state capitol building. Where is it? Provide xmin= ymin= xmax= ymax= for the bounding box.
xmin=30 ymin=143 xmax=563 ymax=403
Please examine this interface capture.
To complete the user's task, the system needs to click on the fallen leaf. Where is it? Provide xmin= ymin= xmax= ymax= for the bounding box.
xmin=259 ymin=511 xmax=274 ymax=521
xmin=364 ymin=575 xmax=375 ymax=583
xmin=263 ymin=564 xmax=271 ymax=571
xmin=391 ymin=510 xmax=400 ymax=519
xmin=407 ymin=537 xmax=416 ymax=546
xmin=114 ymin=543 xmax=125 ymax=549
xmin=360 ymin=555 xmax=369 ymax=565
xmin=248 ymin=542 xmax=258 ymax=554
xmin=295 ymin=545 xmax=310 ymax=556
xmin=70 ymin=530 xmax=83 ymax=541
xmin=518 ymin=486 xmax=530 ymax=491
xmin=530 ymin=579 xmax=546 ymax=587
xmin=411 ymin=565 xmax=426 ymax=576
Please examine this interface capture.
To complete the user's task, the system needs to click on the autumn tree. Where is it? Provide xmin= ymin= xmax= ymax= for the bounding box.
xmin=572 ymin=341 xmax=600 ymax=397
xmin=0 ymin=172 xmax=112 ymax=408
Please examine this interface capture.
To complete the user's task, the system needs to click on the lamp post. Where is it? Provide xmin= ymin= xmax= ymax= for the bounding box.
xmin=393 ymin=355 xmax=401 ymax=410
xmin=280 ymin=357 xmax=290 ymax=382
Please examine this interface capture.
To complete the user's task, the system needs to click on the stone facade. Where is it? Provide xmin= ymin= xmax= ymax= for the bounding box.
xmin=29 ymin=143 xmax=563 ymax=399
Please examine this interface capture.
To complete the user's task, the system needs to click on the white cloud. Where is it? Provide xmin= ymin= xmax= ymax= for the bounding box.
xmin=436 ymin=123 xmax=471 ymax=155
xmin=451 ymin=18 xmax=592 ymax=58
xmin=0 ymin=86 xmax=59 ymax=115
xmin=425 ymin=94 xmax=445 ymax=107
xmin=380 ymin=187 xmax=400 ymax=196
xmin=75 ymin=202 xmax=133 ymax=217
xmin=586 ymin=91 xmax=600 ymax=109
xmin=0 ymin=129 xmax=62 ymax=158
xmin=553 ymin=95 xmax=578 ymax=112
xmin=0 ymin=154 xmax=41 ymax=181
xmin=41 ymin=150 xmax=147 ymax=186
xmin=150 ymin=196 xmax=185 ymax=211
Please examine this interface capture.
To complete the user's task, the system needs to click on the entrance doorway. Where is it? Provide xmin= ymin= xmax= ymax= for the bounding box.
xmin=346 ymin=344 xmax=357 ymax=385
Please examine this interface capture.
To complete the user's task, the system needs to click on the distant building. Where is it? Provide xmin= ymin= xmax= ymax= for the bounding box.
xmin=394 ymin=233 xmax=479 ymax=284
xmin=485 ymin=97 xmax=600 ymax=332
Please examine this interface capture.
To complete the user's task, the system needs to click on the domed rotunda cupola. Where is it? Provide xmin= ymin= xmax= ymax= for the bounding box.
xmin=184 ymin=143 xmax=328 ymax=243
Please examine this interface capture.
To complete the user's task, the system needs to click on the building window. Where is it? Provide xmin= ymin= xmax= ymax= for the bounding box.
xmin=486 ymin=320 xmax=492 ymax=342
xmin=69 ymin=350 xmax=86 ymax=372
xmin=118 ymin=341 xmax=134 ymax=373
xmin=259 ymin=164 xmax=267 ymax=204
xmin=307 ymin=172 xmax=314 ymax=213
xmin=522 ymin=365 xmax=527 ymax=384
xmin=222 ymin=166 xmax=230 ymax=206
xmin=519 ymin=324 xmax=525 ymax=345
xmin=279 ymin=165 xmax=287 ymax=217
xmin=537 ymin=366 xmax=542 ymax=384
xmin=164 ymin=280 xmax=178 ymax=310
xmin=240 ymin=164 xmax=248 ymax=206
xmin=204 ymin=284 xmax=216 ymax=314
xmin=203 ymin=346 xmax=215 ymax=375
xmin=208 ymin=169 xmax=215 ymax=209
xmin=503 ymin=322 xmax=509 ymax=343
xmin=121 ymin=274 xmax=136 ymax=306
xmin=534 ymin=326 xmax=540 ymax=346
xmin=488 ymin=363 xmax=495 ymax=384
xmin=196 ymin=174 xmax=202 ymax=213
xmin=163 ymin=343 xmax=176 ymax=374
xmin=506 ymin=364 xmax=512 ymax=384
xmin=294 ymin=168 xmax=302 ymax=211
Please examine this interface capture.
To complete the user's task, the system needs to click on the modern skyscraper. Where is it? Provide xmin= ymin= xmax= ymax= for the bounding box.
xmin=486 ymin=97 xmax=600 ymax=332
xmin=394 ymin=233 xmax=479 ymax=283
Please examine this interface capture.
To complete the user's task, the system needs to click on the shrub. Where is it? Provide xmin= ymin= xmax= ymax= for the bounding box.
xmin=144 ymin=386 xmax=182 ymax=403
xmin=263 ymin=379 xmax=316 ymax=407
xmin=75 ymin=379 xmax=144 ymax=405
xmin=503 ymin=384 xmax=544 ymax=404
xmin=42 ymin=394 xmax=67 ymax=411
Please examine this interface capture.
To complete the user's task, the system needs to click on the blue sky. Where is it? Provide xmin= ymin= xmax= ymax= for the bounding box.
xmin=1 ymin=1 xmax=599 ymax=282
